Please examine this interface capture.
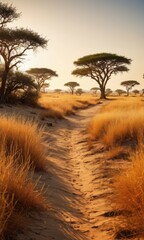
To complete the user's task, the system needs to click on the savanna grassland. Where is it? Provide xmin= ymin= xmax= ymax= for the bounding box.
xmin=38 ymin=92 xmax=99 ymax=118
xmin=0 ymin=92 xmax=99 ymax=239
xmin=1 ymin=93 xmax=144 ymax=240
xmin=88 ymin=96 xmax=144 ymax=239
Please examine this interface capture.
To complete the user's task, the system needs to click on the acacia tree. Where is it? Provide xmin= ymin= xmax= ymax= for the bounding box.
xmin=0 ymin=2 xmax=47 ymax=102
xmin=141 ymin=89 xmax=144 ymax=96
xmin=76 ymin=88 xmax=83 ymax=95
xmin=27 ymin=68 xmax=58 ymax=93
xmin=105 ymin=88 xmax=112 ymax=96
xmin=64 ymin=81 xmax=80 ymax=95
xmin=132 ymin=89 xmax=139 ymax=95
xmin=54 ymin=89 xmax=62 ymax=93
xmin=72 ymin=53 xmax=131 ymax=99
xmin=0 ymin=2 xmax=20 ymax=27
xmin=90 ymin=87 xmax=99 ymax=94
xmin=121 ymin=80 xmax=140 ymax=96
xmin=115 ymin=89 xmax=126 ymax=96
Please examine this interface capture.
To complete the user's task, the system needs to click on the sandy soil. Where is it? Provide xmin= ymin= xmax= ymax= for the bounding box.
xmin=1 ymin=103 xmax=124 ymax=240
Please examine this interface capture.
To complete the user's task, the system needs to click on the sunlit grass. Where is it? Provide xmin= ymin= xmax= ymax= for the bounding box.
xmin=0 ymin=115 xmax=48 ymax=238
xmin=0 ymin=145 xmax=47 ymax=239
xmin=87 ymin=96 xmax=144 ymax=238
xmin=113 ymin=145 xmax=144 ymax=238
xmin=88 ymin=97 xmax=144 ymax=148
xmin=0 ymin=115 xmax=47 ymax=171
xmin=39 ymin=93 xmax=98 ymax=118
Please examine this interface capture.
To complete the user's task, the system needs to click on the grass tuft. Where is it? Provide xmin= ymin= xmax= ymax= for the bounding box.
xmin=88 ymin=98 xmax=144 ymax=148
xmin=0 ymin=115 xmax=47 ymax=171
xmin=0 ymin=114 xmax=48 ymax=238
xmin=113 ymin=145 xmax=144 ymax=237
xmin=0 ymin=145 xmax=47 ymax=239
xmin=87 ymin=97 xmax=144 ymax=238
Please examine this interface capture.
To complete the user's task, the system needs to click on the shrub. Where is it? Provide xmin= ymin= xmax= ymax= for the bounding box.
xmin=21 ymin=90 xmax=39 ymax=106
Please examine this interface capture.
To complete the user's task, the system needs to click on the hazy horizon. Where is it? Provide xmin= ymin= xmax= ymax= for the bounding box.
xmin=1 ymin=0 xmax=144 ymax=91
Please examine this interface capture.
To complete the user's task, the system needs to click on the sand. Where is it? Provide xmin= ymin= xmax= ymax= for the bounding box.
xmin=1 ymin=103 xmax=123 ymax=240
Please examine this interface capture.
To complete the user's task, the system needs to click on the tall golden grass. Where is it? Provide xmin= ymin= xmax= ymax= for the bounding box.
xmin=0 ymin=115 xmax=47 ymax=170
xmin=88 ymin=97 xmax=144 ymax=237
xmin=88 ymin=97 xmax=144 ymax=148
xmin=0 ymin=148 xmax=47 ymax=239
xmin=113 ymin=145 xmax=144 ymax=238
xmin=39 ymin=93 xmax=98 ymax=118
xmin=0 ymin=115 xmax=47 ymax=239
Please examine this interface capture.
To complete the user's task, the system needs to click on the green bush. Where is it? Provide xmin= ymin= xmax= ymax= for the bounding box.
xmin=21 ymin=90 xmax=39 ymax=106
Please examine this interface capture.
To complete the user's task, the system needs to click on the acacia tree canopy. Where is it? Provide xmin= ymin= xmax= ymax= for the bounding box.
xmin=115 ymin=89 xmax=126 ymax=96
xmin=90 ymin=87 xmax=99 ymax=94
xmin=72 ymin=53 xmax=131 ymax=99
xmin=0 ymin=2 xmax=48 ymax=103
xmin=121 ymin=80 xmax=140 ymax=96
xmin=76 ymin=88 xmax=83 ymax=95
xmin=132 ymin=89 xmax=139 ymax=95
xmin=64 ymin=81 xmax=80 ymax=94
xmin=0 ymin=28 xmax=47 ymax=76
xmin=26 ymin=68 xmax=58 ymax=93
xmin=0 ymin=2 xmax=20 ymax=27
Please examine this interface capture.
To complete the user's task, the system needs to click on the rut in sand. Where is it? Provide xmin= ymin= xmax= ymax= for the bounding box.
xmin=16 ymin=104 xmax=115 ymax=240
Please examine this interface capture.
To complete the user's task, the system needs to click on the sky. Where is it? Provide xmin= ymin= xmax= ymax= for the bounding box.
xmin=1 ymin=0 xmax=144 ymax=91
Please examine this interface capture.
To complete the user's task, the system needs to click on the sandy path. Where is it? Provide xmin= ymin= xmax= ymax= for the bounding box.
xmin=15 ymin=104 xmax=115 ymax=240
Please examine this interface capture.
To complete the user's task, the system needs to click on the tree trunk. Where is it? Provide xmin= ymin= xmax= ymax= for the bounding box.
xmin=0 ymin=66 xmax=9 ymax=103
xmin=100 ymin=86 xmax=106 ymax=99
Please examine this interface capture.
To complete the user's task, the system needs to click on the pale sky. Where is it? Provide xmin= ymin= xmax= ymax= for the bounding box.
xmin=1 ymin=0 xmax=144 ymax=91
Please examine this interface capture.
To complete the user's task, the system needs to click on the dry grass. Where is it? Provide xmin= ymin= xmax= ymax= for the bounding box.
xmin=0 ymin=115 xmax=47 ymax=171
xmin=105 ymin=146 xmax=129 ymax=160
xmin=87 ymin=97 xmax=144 ymax=237
xmin=88 ymin=97 xmax=144 ymax=148
xmin=0 ymin=115 xmax=48 ymax=239
xmin=113 ymin=145 xmax=144 ymax=238
xmin=0 ymin=145 xmax=47 ymax=239
xmin=0 ymin=189 xmax=14 ymax=240
xmin=100 ymin=96 xmax=144 ymax=113
xmin=39 ymin=93 xmax=98 ymax=118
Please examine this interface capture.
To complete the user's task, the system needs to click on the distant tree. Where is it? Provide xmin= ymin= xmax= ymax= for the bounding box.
xmin=115 ymin=89 xmax=126 ymax=96
xmin=41 ymin=83 xmax=50 ymax=93
xmin=64 ymin=81 xmax=80 ymax=95
xmin=132 ymin=89 xmax=139 ymax=95
xmin=141 ymin=89 xmax=144 ymax=96
xmin=0 ymin=2 xmax=48 ymax=103
xmin=54 ymin=89 xmax=62 ymax=93
xmin=72 ymin=53 xmax=131 ymax=99
xmin=76 ymin=88 xmax=83 ymax=95
xmin=121 ymin=80 xmax=140 ymax=96
xmin=90 ymin=87 xmax=99 ymax=94
xmin=105 ymin=88 xmax=112 ymax=96
xmin=27 ymin=68 xmax=58 ymax=93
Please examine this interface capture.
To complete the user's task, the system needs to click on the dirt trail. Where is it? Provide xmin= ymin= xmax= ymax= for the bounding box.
xmin=16 ymin=104 xmax=115 ymax=240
